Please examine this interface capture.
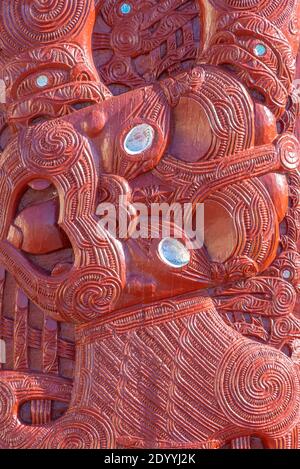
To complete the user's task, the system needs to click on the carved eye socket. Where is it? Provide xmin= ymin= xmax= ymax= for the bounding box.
xmin=124 ymin=124 xmax=155 ymax=155
xmin=235 ymin=37 xmax=272 ymax=62
xmin=16 ymin=70 xmax=68 ymax=99
xmin=158 ymin=238 xmax=190 ymax=268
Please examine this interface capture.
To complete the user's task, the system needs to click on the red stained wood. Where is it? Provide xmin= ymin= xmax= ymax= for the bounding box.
xmin=0 ymin=0 xmax=300 ymax=449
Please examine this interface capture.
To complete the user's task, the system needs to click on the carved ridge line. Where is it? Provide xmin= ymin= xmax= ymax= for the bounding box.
xmin=76 ymin=295 xmax=215 ymax=343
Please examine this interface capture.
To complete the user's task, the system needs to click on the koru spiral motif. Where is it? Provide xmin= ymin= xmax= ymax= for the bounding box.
xmin=0 ymin=0 xmax=300 ymax=450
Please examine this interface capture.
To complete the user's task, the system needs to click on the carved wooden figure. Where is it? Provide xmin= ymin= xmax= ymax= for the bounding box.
xmin=0 ymin=0 xmax=300 ymax=449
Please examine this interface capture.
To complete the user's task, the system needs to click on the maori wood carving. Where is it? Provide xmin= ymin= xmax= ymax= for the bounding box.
xmin=0 ymin=0 xmax=300 ymax=450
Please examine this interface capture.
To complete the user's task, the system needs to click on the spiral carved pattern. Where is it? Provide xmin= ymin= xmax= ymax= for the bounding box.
xmin=215 ymin=340 xmax=300 ymax=437
xmin=209 ymin=0 xmax=295 ymax=14
xmin=42 ymin=411 xmax=114 ymax=449
xmin=23 ymin=120 xmax=84 ymax=175
xmin=273 ymin=317 xmax=294 ymax=339
xmin=272 ymin=281 xmax=296 ymax=315
xmin=209 ymin=0 xmax=297 ymax=29
xmin=0 ymin=0 xmax=92 ymax=54
xmin=0 ymin=382 xmax=14 ymax=427
xmin=57 ymin=267 xmax=122 ymax=322
xmin=108 ymin=59 xmax=131 ymax=82
xmin=276 ymin=134 xmax=300 ymax=171
xmin=111 ymin=25 xmax=141 ymax=56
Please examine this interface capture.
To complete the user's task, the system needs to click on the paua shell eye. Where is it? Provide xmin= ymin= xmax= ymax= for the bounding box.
xmin=158 ymin=238 xmax=190 ymax=268
xmin=124 ymin=124 xmax=155 ymax=155
xmin=36 ymin=75 xmax=49 ymax=88
xmin=253 ymin=43 xmax=267 ymax=57
xmin=120 ymin=3 xmax=132 ymax=15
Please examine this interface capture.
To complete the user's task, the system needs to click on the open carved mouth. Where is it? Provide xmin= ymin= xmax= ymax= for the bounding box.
xmin=0 ymin=118 xmax=126 ymax=324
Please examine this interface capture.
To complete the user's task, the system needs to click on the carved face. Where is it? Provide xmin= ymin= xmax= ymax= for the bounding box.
xmin=1 ymin=0 xmax=300 ymax=451
xmin=0 ymin=0 xmax=299 ymax=324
